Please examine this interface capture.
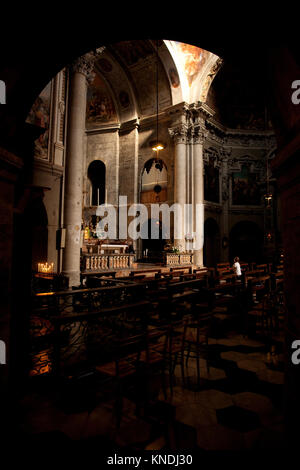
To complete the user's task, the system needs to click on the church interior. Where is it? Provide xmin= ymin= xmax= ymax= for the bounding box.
xmin=0 ymin=25 xmax=300 ymax=457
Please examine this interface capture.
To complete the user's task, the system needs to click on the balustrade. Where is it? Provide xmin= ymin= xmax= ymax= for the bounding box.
xmin=83 ymin=254 xmax=134 ymax=272
xmin=164 ymin=253 xmax=194 ymax=266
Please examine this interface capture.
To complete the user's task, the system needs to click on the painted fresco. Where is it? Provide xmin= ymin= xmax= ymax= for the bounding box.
xmin=86 ymin=73 xmax=117 ymax=126
xmin=26 ymin=81 xmax=51 ymax=160
xmin=174 ymin=42 xmax=210 ymax=87
xmin=204 ymin=158 xmax=220 ymax=203
xmin=232 ymin=164 xmax=261 ymax=205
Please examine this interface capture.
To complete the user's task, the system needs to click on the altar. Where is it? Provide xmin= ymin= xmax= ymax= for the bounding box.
xmin=81 ymin=240 xmax=134 ymax=272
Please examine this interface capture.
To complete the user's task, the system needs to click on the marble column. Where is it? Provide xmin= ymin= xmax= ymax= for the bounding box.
xmin=192 ymin=127 xmax=205 ymax=266
xmin=62 ymin=53 xmax=95 ymax=286
xmin=169 ymin=125 xmax=187 ymax=252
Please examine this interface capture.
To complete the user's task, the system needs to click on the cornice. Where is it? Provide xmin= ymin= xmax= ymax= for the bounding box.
xmin=33 ymin=158 xmax=64 ymax=177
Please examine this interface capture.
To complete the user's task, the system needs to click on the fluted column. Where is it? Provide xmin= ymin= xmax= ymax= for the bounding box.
xmin=169 ymin=125 xmax=188 ymax=252
xmin=193 ymin=126 xmax=205 ymax=267
xmin=62 ymin=53 xmax=96 ymax=286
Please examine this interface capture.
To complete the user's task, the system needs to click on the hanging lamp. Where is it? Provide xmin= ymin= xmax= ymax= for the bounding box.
xmin=152 ymin=39 xmax=164 ymax=154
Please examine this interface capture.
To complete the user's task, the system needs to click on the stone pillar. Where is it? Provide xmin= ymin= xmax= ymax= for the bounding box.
xmin=193 ymin=126 xmax=205 ymax=267
xmin=169 ymin=125 xmax=187 ymax=252
xmin=62 ymin=53 xmax=95 ymax=286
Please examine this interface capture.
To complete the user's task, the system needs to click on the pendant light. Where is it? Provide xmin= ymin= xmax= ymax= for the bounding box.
xmin=152 ymin=39 xmax=164 ymax=154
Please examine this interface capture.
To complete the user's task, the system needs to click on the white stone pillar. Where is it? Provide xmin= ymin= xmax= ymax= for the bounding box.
xmin=169 ymin=125 xmax=187 ymax=252
xmin=193 ymin=127 xmax=205 ymax=267
xmin=62 ymin=53 xmax=95 ymax=286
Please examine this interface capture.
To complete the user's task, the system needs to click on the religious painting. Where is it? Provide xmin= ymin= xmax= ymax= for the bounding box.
xmin=231 ymin=164 xmax=261 ymax=205
xmin=86 ymin=73 xmax=117 ymax=127
xmin=26 ymin=81 xmax=51 ymax=160
xmin=173 ymin=42 xmax=210 ymax=87
xmin=204 ymin=157 xmax=220 ymax=203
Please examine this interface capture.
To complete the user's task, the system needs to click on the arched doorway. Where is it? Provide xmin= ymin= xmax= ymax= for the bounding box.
xmin=229 ymin=220 xmax=263 ymax=263
xmin=204 ymin=218 xmax=220 ymax=267
xmin=141 ymin=218 xmax=167 ymax=262
xmin=87 ymin=160 xmax=106 ymax=206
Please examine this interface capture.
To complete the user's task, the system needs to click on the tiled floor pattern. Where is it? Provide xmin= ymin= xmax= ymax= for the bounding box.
xmin=15 ymin=327 xmax=285 ymax=452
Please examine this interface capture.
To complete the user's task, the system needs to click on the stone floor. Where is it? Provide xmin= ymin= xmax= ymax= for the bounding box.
xmin=13 ymin=324 xmax=285 ymax=454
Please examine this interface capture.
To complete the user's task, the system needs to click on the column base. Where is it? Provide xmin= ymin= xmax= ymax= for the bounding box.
xmin=62 ymin=270 xmax=81 ymax=288
xmin=193 ymin=249 xmax=203 ymax=267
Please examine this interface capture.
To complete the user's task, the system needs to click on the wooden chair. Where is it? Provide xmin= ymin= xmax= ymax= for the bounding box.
xmin=139 ymin=321 xmax=186 ymax=397
xmin=94 ymin=332 xmax=146 ymax=427
xmin=183 ymin=306 xmax=213 ymax=386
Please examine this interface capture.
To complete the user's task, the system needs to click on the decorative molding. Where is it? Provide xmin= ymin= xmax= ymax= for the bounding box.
xmin=199 ymin=57 xmax=224 ymax=102
xmin=204 ymin=202 xmax=222 ymax=213
xmin=120 ymin=118 xmax=140 ymax=134
xmin=85 ymin=123 xmax=121 ymax=135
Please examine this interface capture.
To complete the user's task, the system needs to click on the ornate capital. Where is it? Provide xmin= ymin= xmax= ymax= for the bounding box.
xmin=70 ymin=47 xmax=106 ymax=83
xmin=168 ymin=124 xmax=189 ymax=144
xmin=192 ymin=125 xmax=207 ymax=144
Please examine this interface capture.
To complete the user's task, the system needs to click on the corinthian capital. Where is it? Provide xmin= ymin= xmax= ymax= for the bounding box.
xmin=168 ymin=124 xmax=189 ymax=144
xmin=192 ymin=125 xmax=208 ymax=144
xmin=70 ymin=47 xmax=106 ymax=83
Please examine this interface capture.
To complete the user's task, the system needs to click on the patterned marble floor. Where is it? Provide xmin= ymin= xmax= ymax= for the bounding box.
xmin=14 ymin=324 xmax=286 ymax=453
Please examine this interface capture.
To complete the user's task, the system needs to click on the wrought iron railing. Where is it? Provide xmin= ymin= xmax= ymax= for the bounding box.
xmin=29 ymin=281 xmax=150 ymax=379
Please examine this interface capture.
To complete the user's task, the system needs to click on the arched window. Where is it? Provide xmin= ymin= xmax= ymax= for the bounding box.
xmin=88 ymin=160 xmax=106 ymax=206
xmin=141 ymin=158 xmax=168 ymax=203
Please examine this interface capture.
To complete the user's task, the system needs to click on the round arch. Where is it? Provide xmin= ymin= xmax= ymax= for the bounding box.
xmin=87 ymin=159 xmax=106 ymax=206
xmin=140 ymin=157 xmax=168 ymax=204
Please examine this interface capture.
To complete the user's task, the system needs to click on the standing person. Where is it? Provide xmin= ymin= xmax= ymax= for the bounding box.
xmin=233 ymin=256 xmax=242 ymax=279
